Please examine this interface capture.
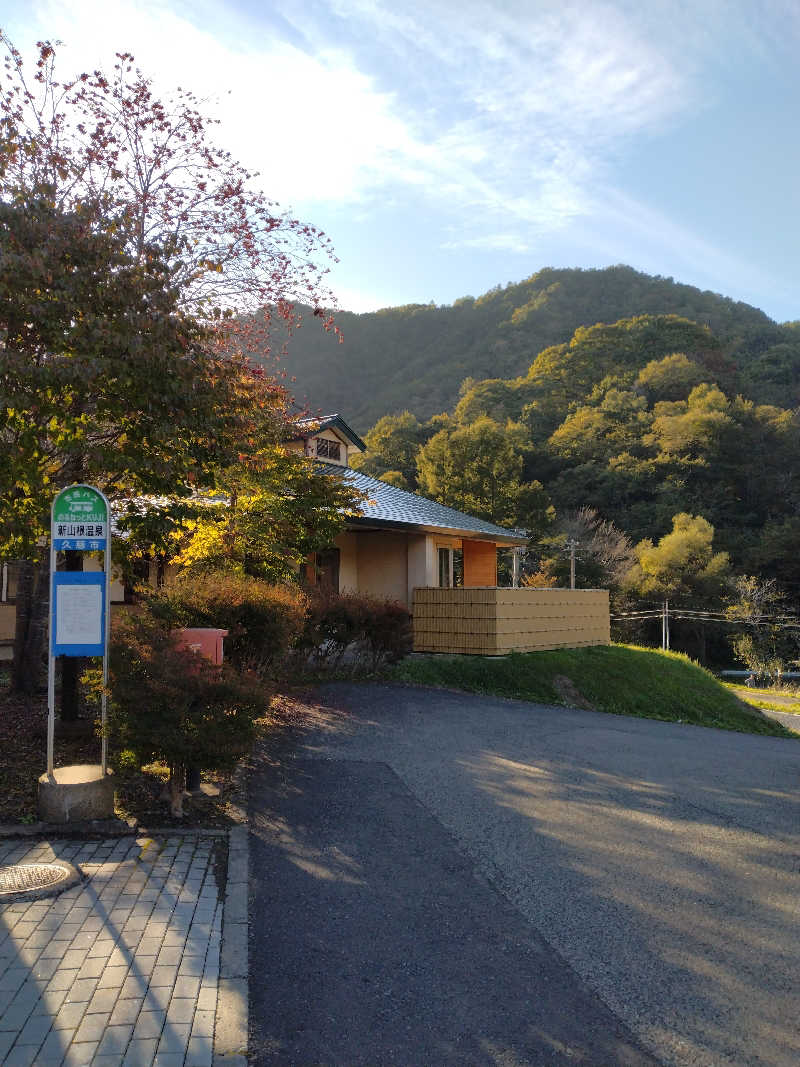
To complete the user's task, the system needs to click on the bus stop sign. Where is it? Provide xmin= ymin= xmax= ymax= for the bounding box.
xmin=52 ymin=486 xmax=108 ymax=551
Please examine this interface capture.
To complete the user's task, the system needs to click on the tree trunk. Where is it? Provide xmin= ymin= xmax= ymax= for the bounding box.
xmin=11 ymin=548 xmax=51 ymax=696
xmin=168 ymin=765 xmax=185 ymax=818
xmin=697 ymin=623 xmax=707 ymax=666
xmin=25 ymin=550 xmax=51 ymax=693
xmin=11 ymin=560 xmax=34 ymax=694
xmin=689 ymin=621 xmax=707 ymax=665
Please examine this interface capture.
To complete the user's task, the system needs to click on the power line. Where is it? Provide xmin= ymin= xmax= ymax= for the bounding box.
xmin=612 ymin=610 xmax=800 ymax=628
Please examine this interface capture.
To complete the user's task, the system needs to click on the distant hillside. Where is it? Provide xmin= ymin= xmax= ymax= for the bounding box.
xmin=274 ymin=265 xmax=798 ymax=430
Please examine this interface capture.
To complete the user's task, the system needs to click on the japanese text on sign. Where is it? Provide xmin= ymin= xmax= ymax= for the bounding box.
xmin=55 ymin=523 xmax=106 ymax=538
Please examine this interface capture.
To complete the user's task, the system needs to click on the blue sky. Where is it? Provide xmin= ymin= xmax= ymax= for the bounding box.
xmin=5 ymin=0 xmax=800 ymax=321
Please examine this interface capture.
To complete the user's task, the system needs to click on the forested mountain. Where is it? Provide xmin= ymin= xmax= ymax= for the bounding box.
xmin=348 ymin=311 xmax=800 ymax=601
xmin=277 ymin=265 xmax=800 ymax=430
xmin=275 ymin=266 xmax=800 ymax=649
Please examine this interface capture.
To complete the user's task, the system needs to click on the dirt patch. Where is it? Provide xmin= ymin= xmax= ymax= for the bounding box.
xmin=0 ymin=689 xmax=99 ymax=825
xmin=0 ymin=683 xmax=254 ymax=829
xmin=552 ymin=675 xmax=596 ymax=712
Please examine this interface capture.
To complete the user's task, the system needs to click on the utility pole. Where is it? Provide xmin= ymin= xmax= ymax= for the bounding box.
xmin=512 ymin=547 xmax=522 ymax=588
xmin=566 ymin=538 xmax=578 ymax=590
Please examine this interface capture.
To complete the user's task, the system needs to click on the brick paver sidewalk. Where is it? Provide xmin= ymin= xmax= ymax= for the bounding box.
xmin=0 ymin=834 xmax=226 ymax=1067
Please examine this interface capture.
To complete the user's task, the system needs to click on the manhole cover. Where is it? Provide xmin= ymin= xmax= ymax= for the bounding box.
xmin=0 ymin=862 xmax=81 ymax=902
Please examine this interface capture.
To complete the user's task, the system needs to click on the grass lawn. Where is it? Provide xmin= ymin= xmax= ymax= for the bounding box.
xmin=387 ymin=644 xmax=796 ymax=738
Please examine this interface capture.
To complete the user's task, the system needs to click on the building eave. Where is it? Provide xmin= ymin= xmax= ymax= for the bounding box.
xmin=345 ymin=514 xmax=528 ymax=545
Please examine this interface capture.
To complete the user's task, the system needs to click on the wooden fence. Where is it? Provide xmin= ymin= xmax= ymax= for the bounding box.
xmin=412 ymin=587 xmax=610 ymax=655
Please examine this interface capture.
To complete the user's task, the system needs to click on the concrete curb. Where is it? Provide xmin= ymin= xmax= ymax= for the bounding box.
xmin=214 ymin=750 xmax=250 ymax=1066
xmin=0 ymin=820 xmax=232 ymax=839
xmin=214 ymin=825 xmax=249 ymax=1065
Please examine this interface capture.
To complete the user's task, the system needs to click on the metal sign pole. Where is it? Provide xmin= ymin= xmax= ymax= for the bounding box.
xmin=47 ymin=507 xmax=56 ymax=778
xmin=47 ymin=484 xmax=111 ymax=779
xmin=101 ymin=505 xmax=110 ymax=776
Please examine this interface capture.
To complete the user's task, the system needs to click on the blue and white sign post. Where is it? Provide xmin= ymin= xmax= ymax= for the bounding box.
xmin=47 ymin=486 xmax=111 ymax=777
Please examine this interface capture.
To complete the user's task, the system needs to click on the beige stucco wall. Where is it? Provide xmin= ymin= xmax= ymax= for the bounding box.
xmin=344 ymin=530 xmax=460 ymax=606
xmin=407 ymin=534 xmax=433 ymax=606
xmin=335 ymin=530 xmax=432 ymax=607
xmin=83 ymin=555 xmax=125 ymax=602
xmin=315 ymin=428 xmax=348 ymax=466
xmin=284 ymin=428 xmax=350 ymax=465
xmin=335 ymin=531 xmax=359 ymax=592
xmin=354 ymin=532 xmax=409 ymax=604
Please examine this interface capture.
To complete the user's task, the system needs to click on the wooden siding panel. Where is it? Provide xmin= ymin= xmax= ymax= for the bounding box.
xmin=412 ymin=587 xmax=610 ymax=655
xmin=463 ymin=540 xmax=497 ymax=588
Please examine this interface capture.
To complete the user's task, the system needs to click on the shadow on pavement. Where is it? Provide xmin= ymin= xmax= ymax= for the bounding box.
xmin=248 ymin=754 xmax=658 ymax=1067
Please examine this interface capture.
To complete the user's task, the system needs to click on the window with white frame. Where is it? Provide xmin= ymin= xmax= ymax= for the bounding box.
xmin=437 ymin=547 xmax=463 ymax=588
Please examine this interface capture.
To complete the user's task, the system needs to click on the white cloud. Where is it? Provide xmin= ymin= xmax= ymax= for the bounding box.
xmin=12 ymin=0 xmax=692 ymax=229
xmin=300 ymin=0 xmax=694 ymax=244
xmin=441 ymin=233 xmax=531 ymax=254
xmin=10 ymin=0 xmax=796 ymax=291
xmin=10 ymin=0 xmax=417 ymax=209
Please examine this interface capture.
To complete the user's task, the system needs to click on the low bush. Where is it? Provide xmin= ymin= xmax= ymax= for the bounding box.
xmin=146 ymin=572 xmax=307 ymax=677
xmin=295 ymin=589 xmax=412 ymax=671
xmin=106 ymin=609 xmax=268 ymax=815
xmin=362 ymin=598 xmax=414 ymax=669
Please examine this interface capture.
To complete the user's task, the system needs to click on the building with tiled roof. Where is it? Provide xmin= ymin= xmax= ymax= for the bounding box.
xmin=285 ymin=414 xmax=526 ymax=607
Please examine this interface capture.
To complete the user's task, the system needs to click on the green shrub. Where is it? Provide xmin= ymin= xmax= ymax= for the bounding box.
xmin=363 ymin=598 xmax=414 ymax=668
xmin=108 ymin=609 xmax=268 ymax=815
xmin=296 ymin=589 xmax=412 ymax=671
xmin=147 ymin=572 xmax=306 ymax=677
xmin=296 ymin=589 xmax=367 ymax=668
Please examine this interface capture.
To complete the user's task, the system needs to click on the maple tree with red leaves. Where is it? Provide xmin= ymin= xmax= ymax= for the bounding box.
xmin=0 ymin=32 xmax=339 ymax=331
xmin=0 ymin=33 xmax=354 ymax=700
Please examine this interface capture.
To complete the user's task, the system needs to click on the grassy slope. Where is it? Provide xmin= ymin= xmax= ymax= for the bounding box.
xmin=388 ymin=644 xmax=795 ymax=738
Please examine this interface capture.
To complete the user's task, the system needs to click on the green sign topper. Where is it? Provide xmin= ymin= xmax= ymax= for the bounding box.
xmin=52 ymin=485 xmax=109 ymax=551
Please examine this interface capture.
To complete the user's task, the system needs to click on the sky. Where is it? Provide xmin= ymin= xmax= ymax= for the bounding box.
xmin=4 ymin=0 xmax=800 ymax=321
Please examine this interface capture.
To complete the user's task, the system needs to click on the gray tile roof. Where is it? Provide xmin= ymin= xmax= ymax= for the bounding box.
xmin=317 ymin=463 xmax=528 ymax=544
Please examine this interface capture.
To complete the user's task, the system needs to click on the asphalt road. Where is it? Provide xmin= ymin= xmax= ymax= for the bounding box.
xmin=249 ymin=684 xmax=800 ymax=1067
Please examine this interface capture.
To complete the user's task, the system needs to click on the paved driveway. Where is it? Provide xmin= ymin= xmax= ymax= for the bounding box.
xmin=249 ymin=684 xmax=800 ymax=1067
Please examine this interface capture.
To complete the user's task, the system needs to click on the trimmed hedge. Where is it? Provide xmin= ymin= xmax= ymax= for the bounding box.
xmin=143 ymin=573 xmax=411 ymax=677
xmin=295 ymin=589 xmax=412 ymax=671
xmin=146 ymin=572 xmax=307 ymax=676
